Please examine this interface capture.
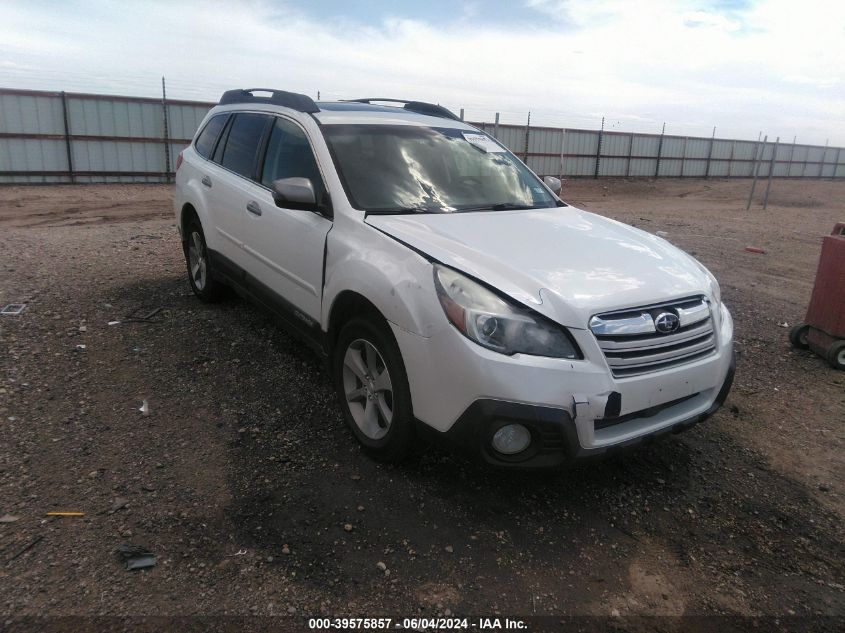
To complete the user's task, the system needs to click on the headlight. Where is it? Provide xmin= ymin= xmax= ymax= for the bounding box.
xmin=433 ymin=264 xmax=580 ymax=358
xmin=690 ymin=257 xmax=721 ymax=307
xmin=707 ymin=274 xmax=721 ymax=307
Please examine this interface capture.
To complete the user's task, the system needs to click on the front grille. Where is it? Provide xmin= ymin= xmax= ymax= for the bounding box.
xmin=589 ymin=296 xmax=716 ymax=378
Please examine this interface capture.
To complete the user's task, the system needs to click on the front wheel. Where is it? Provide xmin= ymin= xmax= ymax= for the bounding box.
xmin=333 ymin=316 xmax=415 ymax=461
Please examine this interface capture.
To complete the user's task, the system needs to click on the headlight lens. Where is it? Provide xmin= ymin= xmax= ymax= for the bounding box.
xmin=433 ymin=264 xmax=579 ymax=358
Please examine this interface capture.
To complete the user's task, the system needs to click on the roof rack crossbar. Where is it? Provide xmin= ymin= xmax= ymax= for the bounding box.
xmin=346 ymin=98 xmax=461 ymax=121
xmin=219 ymin=88 xmax=319 ymax=113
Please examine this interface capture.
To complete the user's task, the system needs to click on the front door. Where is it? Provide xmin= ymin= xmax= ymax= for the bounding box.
xmin=242 ymin=115 xmax=332 ymax=323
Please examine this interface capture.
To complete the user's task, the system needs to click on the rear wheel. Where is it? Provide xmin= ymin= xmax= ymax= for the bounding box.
xmin=788 ymin=323 xmax=810 ymax=350
xmin=333 ymin=316 xmax=415 ymax=461
xmin=827 ymin=341 xmax=845 ymax=370
xmin=184 ymin=219 xmax=224 ymax=302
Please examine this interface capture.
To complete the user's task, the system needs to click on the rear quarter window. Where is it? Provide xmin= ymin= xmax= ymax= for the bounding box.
xmin=194 ymin=114 xmax=228 ymax=159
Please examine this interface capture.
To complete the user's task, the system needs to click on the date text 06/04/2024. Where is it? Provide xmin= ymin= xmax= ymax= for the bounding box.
xmin=307 ymin=617 xmax=528 ymax=630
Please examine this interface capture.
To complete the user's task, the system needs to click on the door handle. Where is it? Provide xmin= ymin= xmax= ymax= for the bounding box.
xmin=246 ymin=201 xmax=262 ymax=216
xmin=201 ymin=176 xmax=212 ymax=188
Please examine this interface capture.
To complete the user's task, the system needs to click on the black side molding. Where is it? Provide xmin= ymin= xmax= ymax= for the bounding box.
xmin=207 ymin=248 xmax=328 ymax=356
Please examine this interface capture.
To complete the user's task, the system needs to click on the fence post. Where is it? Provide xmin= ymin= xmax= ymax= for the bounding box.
xmin=161 ymin=76 xmax=171 ymax=184
xmin=594 ymin=116 xmax=604 ymax=179
xmin=788 ymin=136 xmax=796 ymax=178
xmin=654 ymin=122 xmax=665 ymax=179
xmin=746 ymin=134 xmax=767 ymax=210
xmin=819 ymin=139 xmax=829 ymax=177
xmin=523 ymin=111 xmax=531 ymax=163
xmin=835 ymin=147 xmax=842 ymax=179
xmin=493 ymin=112 xmax=500 ymax=140
xmin=680 ymin=136 xmax=688 ymax=178
xmin=625 ymin=133 xmax=634 ymax=177
xmin=459 ymin=108 xmax=464 ymax=121
xmin=728 ymin=139 xmax=736 ymax=177
xmin=559 ymin=128 xmax=566 ymax=182
xmin=802 ymin=141 xmax=809 ymax=176
xmin=60 ymin=91 xmax=75 ymax=184
xmin=763 ymin=136 xmax=779 ymax=210
xmin=704 ymin=126 xmax=715 ymax=179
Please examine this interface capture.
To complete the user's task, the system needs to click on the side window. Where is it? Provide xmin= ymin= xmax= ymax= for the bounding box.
xmin=261 ymin=118 xmax=326 ymax=205
xmin=194 ymin=114 xmax=228 ymax=159
xmin=220 ymin=113 xmax=269 ymax=178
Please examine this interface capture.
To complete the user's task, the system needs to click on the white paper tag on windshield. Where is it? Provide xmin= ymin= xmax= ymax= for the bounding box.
xmin=462 ymin=132 xmax=505 ymax=153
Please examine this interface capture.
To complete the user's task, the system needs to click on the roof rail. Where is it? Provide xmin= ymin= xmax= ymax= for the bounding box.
xmin=218 ymin=88 xmax=319 ymax=113
xmin=347 ymin=98 xmax=461 ymax=121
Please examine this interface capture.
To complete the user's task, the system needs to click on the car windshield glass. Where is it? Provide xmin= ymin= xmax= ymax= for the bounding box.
xmin=322 ymin=124 xmax=557 ymax=214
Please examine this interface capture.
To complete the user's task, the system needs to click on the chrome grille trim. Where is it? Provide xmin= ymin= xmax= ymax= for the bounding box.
xmin=590 ymin=296 xmax=716 ymax=378
xmin=588 ymin=312 xmax=654 ymax=336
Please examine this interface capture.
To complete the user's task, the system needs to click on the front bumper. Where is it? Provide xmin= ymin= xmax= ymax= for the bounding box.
xmin=393 ymin=302 xmax=735 ymax=467
xmin=420 ymin=353 xmax=734 ymax=468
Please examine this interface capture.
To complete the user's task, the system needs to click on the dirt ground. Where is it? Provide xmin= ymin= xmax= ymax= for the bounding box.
xmin=0 ymin=179 xmax=842 ymax=629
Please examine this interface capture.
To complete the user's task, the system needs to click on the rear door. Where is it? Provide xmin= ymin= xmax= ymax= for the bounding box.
xmin=204 ymin=112 xmax=272 ymax=273
xmin=242 ymin=115 xmax=333 ymax=323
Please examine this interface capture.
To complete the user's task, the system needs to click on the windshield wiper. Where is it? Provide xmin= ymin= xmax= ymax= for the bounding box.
xmin=366 ymin=206 xmax=441 ymax=216
xmin=456 ymin=202 xmax=540 ymax=212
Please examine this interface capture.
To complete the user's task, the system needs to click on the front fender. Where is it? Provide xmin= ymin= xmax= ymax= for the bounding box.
xmin=322 ymin=222 xmax=443 ymax=337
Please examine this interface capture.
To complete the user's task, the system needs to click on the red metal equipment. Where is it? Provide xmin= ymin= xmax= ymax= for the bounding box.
xmin=789 ymin=223 xmax=845 ymax=369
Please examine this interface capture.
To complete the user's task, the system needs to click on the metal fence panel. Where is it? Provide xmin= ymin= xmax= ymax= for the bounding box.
xmin=711 ymin=140 xmax=733 ymax=160
xmin=661 ymin=137 xmax=685 ymax=159
xmin=0 ymin=137 xmax=67 ymax=171
xmin=168 ymin=104 xmax=211 ymax=141
xmin=601 ymin=133 xmax=628 ymax=157
xmin=566 ymin=130 xmax=599 ymax=157
xmin=0 ymin=93 xmax=65 ymax=134
xmin=709 ymin=160 xmax=731 ymax=177
xmin=1 ymin=88 xmax=842 ymax=183
xmin=599 ymin=157 xmax=627 ymax=176
xmin=628 ymin=157 xmax=657 ymax=177
xmin=71 ymin=140 xmax=163 ymax=173
xmin=686 ymin=138 xmax=710 ymax=159
xmin=684 ymin=159 xmax=707 ymax=177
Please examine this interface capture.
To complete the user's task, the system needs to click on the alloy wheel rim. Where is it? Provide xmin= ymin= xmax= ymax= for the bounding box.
xmin=342 ymin=338 xmax=394 ymax=440
xmin=187 ymin=231 xmax=207 ymax=291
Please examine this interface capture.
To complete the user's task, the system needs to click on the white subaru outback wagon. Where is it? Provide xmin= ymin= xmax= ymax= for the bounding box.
xmin=173 ymin=88 xmax=734 ymax=468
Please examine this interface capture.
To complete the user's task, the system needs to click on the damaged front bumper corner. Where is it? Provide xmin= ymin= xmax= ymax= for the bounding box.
xmin=425 ymin=353 xmax=735 ymax=469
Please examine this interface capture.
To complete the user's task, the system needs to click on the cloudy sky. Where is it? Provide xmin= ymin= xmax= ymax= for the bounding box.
xmin=1 ymin=0 xmax=843 ymax=144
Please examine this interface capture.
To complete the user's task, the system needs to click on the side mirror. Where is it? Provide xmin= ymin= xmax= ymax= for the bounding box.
xmin=543 ymin=176 xmax=562 ymax=195
xmin=272 ymin=177 xmax=317 ymax=211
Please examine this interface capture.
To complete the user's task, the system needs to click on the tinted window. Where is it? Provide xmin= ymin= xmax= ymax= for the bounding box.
xmin=261 ymin=118 xmax=325 ymax=204
xmin=194 ymin=114 xmax=228 ymax=159
xmin=220 ymin=113 xmax=269 ymax=178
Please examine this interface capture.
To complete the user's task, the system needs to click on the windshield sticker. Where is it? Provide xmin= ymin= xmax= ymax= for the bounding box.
xmin=462 ymin=132 xmax=506 ymax=153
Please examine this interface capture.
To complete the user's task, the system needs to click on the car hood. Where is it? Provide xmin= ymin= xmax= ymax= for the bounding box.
xmin=365 ymin=206 xmax=713 ymax=328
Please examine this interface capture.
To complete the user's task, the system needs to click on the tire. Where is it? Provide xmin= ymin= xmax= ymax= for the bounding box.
xmin=333 ymin=316 xmax=415 ymax=462
xmin=788 ymin=323 xmax=810 ymax=350
xmin=184 ymin=218 xmax=224 ymax=302
xmin=827 ymin=341 xmax=845 ymax=370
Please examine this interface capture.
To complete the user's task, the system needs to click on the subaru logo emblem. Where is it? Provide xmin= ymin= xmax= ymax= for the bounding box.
xmin=654 ymin=312 xmax=680 ymax=334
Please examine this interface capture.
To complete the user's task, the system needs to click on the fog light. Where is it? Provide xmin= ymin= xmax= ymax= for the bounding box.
xmin=491 ymin=424 xmax=531 ymax=455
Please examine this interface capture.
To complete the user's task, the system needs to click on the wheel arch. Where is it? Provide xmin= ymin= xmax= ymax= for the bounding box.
xmin=326 ymin=290 xmax=387 ymax=353
xmin=180 ymin=203 xmax=200 ymax=245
